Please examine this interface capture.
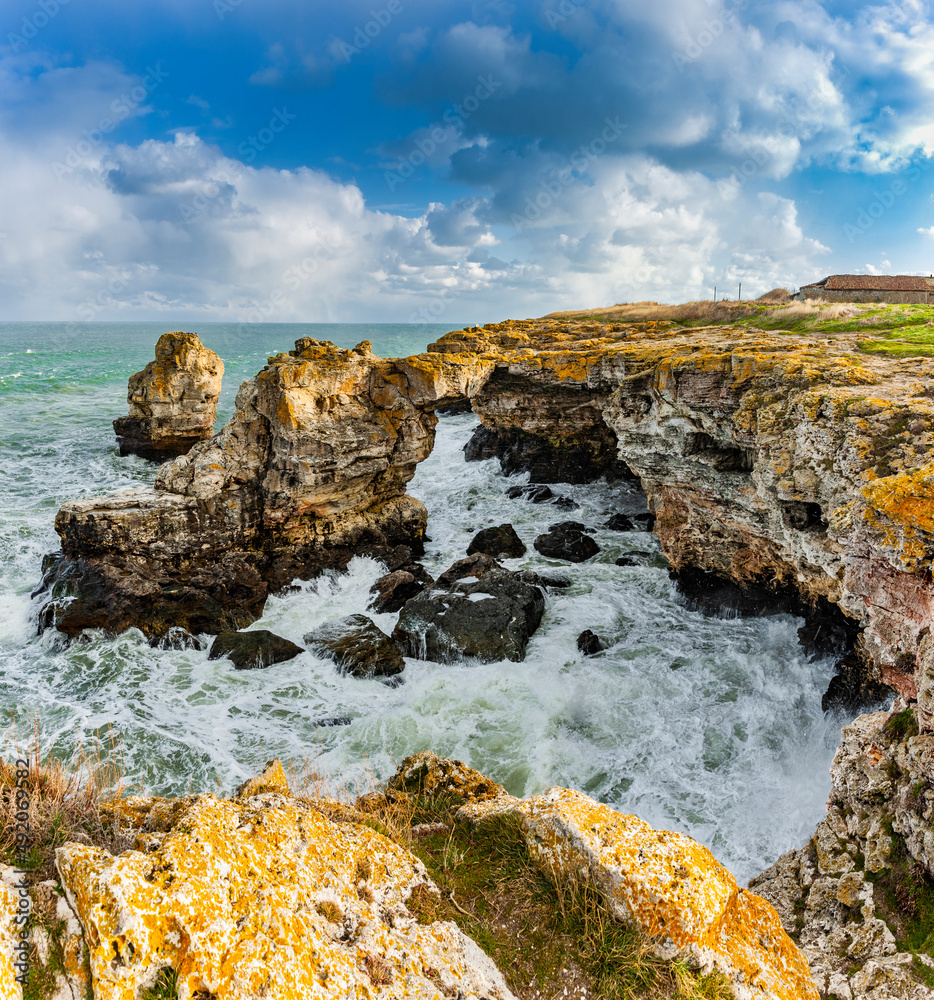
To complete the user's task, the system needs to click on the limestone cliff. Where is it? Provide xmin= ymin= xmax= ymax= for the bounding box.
xmin=42 ymin=338 xmax=483 ymax=639
xmin=41 ymin=317 xmax=934 ymax=719
xmin=113 ymin=332 xmax=223 ymax=460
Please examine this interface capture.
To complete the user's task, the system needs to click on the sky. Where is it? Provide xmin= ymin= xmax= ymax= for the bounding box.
xmin=1 ymin=0 xmax=933 ymax=324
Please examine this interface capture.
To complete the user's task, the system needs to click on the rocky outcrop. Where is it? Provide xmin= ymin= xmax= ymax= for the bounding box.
xmin=41 ymin=338 xmax=487 ymax=639
xmin=390 ymin=751 xmax=817 ymax=1000
xmin=113 ymin=332 xmax=223 ymax=460
xmin=43 ymin=317 xmax=934 ymax=711
xmin=750 ymin=704 xmax=934 ymax=997
xmin=305 ymin=614 xmax=405 ymax=679
xmin=424 ymin=318 xmax=934 ymax=714
xmin=55 ymin=765 xmax=517 ymax=1000
xmin=392 ymin=569 xmax=545 ymax=663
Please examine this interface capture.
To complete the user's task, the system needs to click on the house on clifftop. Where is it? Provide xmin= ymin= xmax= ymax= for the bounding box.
xmin=797 ymin=274 xmax=934 ymax=304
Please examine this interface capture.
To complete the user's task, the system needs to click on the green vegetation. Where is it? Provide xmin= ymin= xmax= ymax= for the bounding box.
xmin=358 ymin=789 xmax=732 ymax=1000
xmin=140 ymin=968 xmax=180 ymax=1000
xmin=883 ymin=706 xmax=921 ymax=742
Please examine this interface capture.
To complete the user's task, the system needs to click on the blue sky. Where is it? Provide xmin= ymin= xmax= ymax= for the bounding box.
xmin=1 ymin=0 xmax=933 ymax=322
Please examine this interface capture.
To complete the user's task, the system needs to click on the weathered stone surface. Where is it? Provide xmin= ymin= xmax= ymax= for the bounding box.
xmin=387 ymin=751 xmax=507 ymax=805
xmin=392 ymin=570 xmax=545 ymax=663
xmin=466 ymin=523 xmax=526 ymax=559
xmin=368 ymin=565 xmax=433 ymax=614
xmin=605 ymin=512 xmax=636 ymax=531
xmin=533 ymin=521 xmax=600 ymax=562
xmin=456 ymin=784 xmax=817 ymax=1000
xmin=305 ymin=614 xmax=405 ymax=678
xmin=43 ymin=338 xmax=486 ymax=639
xmin=435 ymin=552 xmax=503 ymax=588
xmin=208 ymin=630 xmax=303 ymax=670
xmin=113 ymin=331 xmax=223 ymax=460
xmin=56 ymin=788 xmax=517 ymax=1000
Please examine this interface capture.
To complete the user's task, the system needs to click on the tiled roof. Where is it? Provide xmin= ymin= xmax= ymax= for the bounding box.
xmin=802 ymin=274 xmax=934 ymax=292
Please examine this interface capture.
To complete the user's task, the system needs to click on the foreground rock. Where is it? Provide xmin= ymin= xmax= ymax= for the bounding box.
xmin=56 ymin=765 xmax=516 ymax=1000
xmin=113 ymin=331 xmax=223 ymax=461
xmin=43 ymin=338 xmax=482 ymax=640
xmin=534 ymin=521 xmax=600 ymax=562
xmin=395 ymin=751 xmax=817 ymax=1000
xmin=393 ymin=569 xmax=545 ymax=663
xmin=208 ymin=630 xmax=303 ymax=670
xmin=305 ymin=614 xmax=405 ymax=678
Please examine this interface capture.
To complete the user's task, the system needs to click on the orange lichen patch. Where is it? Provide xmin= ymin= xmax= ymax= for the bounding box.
xmin=57 ymin=792 xmax=516 ymax=1000
xmin=385 ymin=751 xmax=508 ymax=805
xmin=461 ymin=787 xmax=817 ymax=1000
xmin=861 ymin=463 xmax=934 ymax=569
xmin=0 ymin=875 xmax=22 ymax=1000
xmin=236 ymin=758 xmax=290 ymax=799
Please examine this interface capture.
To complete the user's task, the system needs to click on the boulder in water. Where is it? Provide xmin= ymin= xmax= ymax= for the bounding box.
xmin=392 ymin=570 xmax=544 ymax=663
xmin=368 ymin=564 xmax=433 ymax=614
xmin=305 ymin=614 xmax=405 ymax=678
xmin=577 ymin=629 xmax=605 ymax=655
xmin=605 ymin=513 xmax=635 ymax=531
xmin=113 ymin=331 xmax=223 ymax=461
xmin=467 ymin=524 xmax=526 ymax=559
xmin=436 ymin=552 xmax=503 ymax=588
xmin=208 ymin=630 xmax=303 ymax=670
xmin=534 ymin=522 xmax=600 ymax=563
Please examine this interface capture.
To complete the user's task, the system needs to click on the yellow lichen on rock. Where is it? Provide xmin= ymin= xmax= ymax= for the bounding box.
xmin=461 ymin=787 xmax=817 ymax=1000
xmin=56 ymin=790 xmax=516 ymax=1000
xmin=0 ymin=871 xmax=23 ymax=1000
xmin=236 ymin=757 xmax=290 ymax=798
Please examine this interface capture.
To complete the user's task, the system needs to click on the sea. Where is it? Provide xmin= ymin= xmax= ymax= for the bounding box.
xmin=0 ymin=321 xmax=855 ymax=882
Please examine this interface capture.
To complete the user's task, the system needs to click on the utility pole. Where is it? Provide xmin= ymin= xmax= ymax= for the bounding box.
xmin=714 ymin=285 xmax=717 ymax=302
xmin=738 ymin=282 xmax=742 ymax=301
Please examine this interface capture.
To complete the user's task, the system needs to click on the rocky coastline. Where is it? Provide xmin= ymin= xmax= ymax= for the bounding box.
xmin=23 ymin=308 xmax=934 ymax=996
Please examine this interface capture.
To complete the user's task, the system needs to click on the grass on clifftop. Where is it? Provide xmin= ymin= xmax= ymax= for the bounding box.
xmin=545 ymin=297 xmax=934 ymax=355
xmin=351 ymin=788 xmax=732 ymax=1000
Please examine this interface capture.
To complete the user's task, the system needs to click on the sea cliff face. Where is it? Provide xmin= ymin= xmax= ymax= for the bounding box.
xmin=41 ymin=317 xmax=934 ymax=718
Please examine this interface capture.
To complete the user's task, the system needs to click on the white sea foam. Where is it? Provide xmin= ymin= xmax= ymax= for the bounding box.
xmin=0 ymin=325 xmax=852 ymax=882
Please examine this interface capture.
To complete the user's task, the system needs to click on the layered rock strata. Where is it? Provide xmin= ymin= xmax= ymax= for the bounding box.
xmin=113 ymin=331 xmax=223 ymax=460
xmin=43 ymin=318 xmax=934 ymax=715
xmin=42 ymin=338 xmax=484 ymax=639
xmin=426 ymin=318 xmax=934 ymax=713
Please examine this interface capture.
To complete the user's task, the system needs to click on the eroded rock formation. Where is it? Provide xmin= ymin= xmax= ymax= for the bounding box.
xmin=113 ymin=331 xmax=223 ymax=460
xmin=41 ymin=318 xmax=934 ymax=719
xmin=41 ymin=338 xmax=486 ymax=639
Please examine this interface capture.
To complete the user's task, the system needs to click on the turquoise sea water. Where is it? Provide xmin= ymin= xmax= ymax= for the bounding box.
xmin=0 ymin=322 xmax=849 ymax=881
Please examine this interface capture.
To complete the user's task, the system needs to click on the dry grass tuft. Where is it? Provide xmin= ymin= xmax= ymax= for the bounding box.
xmin=1 ymin=721 xmax=132 ymax=882
xmin=755 ymin=288 xmax=792 ymax=303
xmin=545 ymin=299 xmax=758 ymax=326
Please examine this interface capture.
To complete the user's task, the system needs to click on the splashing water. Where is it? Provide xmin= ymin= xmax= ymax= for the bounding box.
xmin=0 ymin=322 xmax=847 ymax=881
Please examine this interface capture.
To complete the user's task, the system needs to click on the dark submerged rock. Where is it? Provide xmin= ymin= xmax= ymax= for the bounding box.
xmin=605 ymin=513 xmax=636 ymax=532
xmin=305 ymin=614 xmax=405 ymax=678
xmin=392 ymin=570 xmax=545 ymax=663
xmin=208 ymin=630 xmax=303 ymax=670
xmin=577 ymin=629 xmax=605 ymax=655
xmin=467 ymin=524 xmax=526 ymax=559
xmin=615 ymin=551 xmax=652 ymax=567
xmin=506 ymin=484 xmax=554 ymax=503
xmin=533 ymin=522 xmax=600 ymax=563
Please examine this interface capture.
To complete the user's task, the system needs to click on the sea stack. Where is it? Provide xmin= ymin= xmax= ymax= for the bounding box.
xmin=113 ymin=331 xmax=224 ymax=461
